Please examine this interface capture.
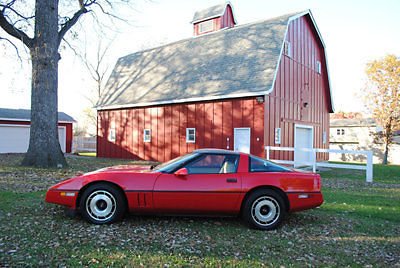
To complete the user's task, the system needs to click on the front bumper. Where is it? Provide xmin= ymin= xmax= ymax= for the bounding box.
xmin=45 ymin=190 xmax=79 ymax=210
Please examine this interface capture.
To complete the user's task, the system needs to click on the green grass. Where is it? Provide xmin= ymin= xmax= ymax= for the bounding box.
xmin=319 ymin=162 xmax=400 ymax=184
xmin=0 ymin=154 xmax=399 ymax=266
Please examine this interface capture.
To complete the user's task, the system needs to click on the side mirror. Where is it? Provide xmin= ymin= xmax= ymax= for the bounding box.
xmin=174 ymin=168 xmax=188 ymax=177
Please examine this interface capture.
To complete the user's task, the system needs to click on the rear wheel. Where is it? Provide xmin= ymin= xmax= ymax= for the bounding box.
xmin=242 ymin=189 xmax=286 ymax=230
xmin=79 ymin=183 xmax=125 ymax=224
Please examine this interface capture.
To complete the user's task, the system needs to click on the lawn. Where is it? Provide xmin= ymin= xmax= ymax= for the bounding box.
xmin=0 ymin=154 xmax=399 ymax=266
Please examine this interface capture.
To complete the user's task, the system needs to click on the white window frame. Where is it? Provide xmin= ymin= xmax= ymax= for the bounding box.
xmin=144 ymin=129 xmax=151 ymax=142
xmin=275 ymin=128 xmax=281 ymax=144
xmin=109 ymin=129 xmax=116 ymax=142
xmin=317 ymin=61 xmax=322 ymax=74
xmin=284 ymin=41 xmax=291 ymax=57
xmin=199 ymin=20 xmax=214 ymax=34
xmin=186 ymin=128 xmax=196 ymax=143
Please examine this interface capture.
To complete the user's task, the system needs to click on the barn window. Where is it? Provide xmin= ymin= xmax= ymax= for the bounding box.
xmin=186 ymin=128 xmax=196 ymax=143
xmin=144 ymin=129 xmax=151 ymax=142
xmin=284 ymin=41 xmax=291 ymax=57
xmin=109 ymin=129 xmax=116 ymax=142
xmin=274 ymin=128 xmax=281 ymax=144
xmin=323 ymin=131 xmax=326 ymax=144
xmin=317 ymin=61 xmax=322 ymax=74
xmin=199 ymin=20 xmax=214 ymax=34
xmin=336 ymin=128 xmax=345 ymax=136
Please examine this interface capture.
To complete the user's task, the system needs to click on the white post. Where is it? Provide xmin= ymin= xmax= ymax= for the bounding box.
xmin=366 ymin=151 xmax=373 ymax=183
xmin=312 ymin=149 xmax=317 ymax=173
xmin=266 ymin=146 xmax=270 ymax=160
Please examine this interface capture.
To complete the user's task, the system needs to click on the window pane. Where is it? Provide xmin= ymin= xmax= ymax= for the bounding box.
xmin=185 ymin=154 xmax=238 ymax=174
xmin=187 ymin=128 xmax=195 ymax=142
xmin=249 ymin=156 xmax=290 ymax=172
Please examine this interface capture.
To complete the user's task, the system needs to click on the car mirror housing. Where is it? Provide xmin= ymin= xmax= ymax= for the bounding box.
xmin=174 ymin=168 xmax=188 ymax=177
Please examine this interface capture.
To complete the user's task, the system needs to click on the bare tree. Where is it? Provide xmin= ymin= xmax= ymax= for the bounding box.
xmin=0 ymin=0 xmax=132 ymax=167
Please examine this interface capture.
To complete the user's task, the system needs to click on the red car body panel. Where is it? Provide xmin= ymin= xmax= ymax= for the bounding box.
xmin=45 ymin=151 xmax=323 ymax=216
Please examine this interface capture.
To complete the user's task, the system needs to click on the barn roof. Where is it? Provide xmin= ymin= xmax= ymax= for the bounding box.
xmin=97 ymin=10 xmax=333 ymax=111
xmin=192 ymin=2 xmax=237 ymax=24
xmin=0 ymin=108 xmax=75 ymax=122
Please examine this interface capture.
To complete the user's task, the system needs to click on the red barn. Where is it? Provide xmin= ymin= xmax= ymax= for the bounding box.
xmin=0 ymin=108 xmax=74 ymax=153
xmin=96 ymin=4 xmax=334 ymax=163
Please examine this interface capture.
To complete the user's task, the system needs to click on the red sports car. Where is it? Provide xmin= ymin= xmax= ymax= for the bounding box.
xmin=45 ymin=149 xmax=323 ymax=230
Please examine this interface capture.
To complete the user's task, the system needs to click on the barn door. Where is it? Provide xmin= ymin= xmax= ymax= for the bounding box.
xmin=234 ymin=128 xmax=250 ymax=154
xmin=294 ymin=124 xmax=313 ymax=167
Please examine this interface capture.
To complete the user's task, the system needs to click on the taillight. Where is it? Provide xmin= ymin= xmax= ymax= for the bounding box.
xmin=315 ymin=174 xmax=321 ymax=191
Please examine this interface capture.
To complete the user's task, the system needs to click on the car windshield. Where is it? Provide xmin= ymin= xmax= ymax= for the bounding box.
xmin=153 ymin=152 xmax=200 ymax=173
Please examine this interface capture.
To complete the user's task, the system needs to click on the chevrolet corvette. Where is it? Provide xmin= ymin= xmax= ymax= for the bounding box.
xmin=45 ymin=149 xmax=323 ymax=230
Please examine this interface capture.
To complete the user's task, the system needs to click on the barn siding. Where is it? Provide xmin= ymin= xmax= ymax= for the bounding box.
xmin=97 ymin=97 xmax=264 ymax=161
xmin=265 ymin=16 xmax=330 ymax=161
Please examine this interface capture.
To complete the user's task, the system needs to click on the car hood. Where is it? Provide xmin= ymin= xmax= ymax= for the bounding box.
xmin=91 ymin=165 xmax=153 ymax=174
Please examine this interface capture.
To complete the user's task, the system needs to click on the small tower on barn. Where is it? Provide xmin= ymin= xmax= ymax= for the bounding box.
xmin=192 ymin=2 xmax=237 ymax=36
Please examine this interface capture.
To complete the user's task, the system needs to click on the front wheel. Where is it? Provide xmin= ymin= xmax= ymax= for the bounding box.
xmin=79 ymin=183 xmax=126 ymax=224
xmin=242 ymin=189 xmax=286 ymax=230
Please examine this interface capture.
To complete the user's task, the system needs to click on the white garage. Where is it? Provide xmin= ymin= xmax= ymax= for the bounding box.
xmin=0 ymin=108 xmax=74 ymax=154
xmin=0 ymin=124 xmax=67 ymax=153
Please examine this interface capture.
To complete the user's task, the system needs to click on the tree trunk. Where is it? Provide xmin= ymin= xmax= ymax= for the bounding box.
xmin=382 ymin=141 xmax=389 ymax=165
xmin=22 ymin=0 xmax=67 ymax=168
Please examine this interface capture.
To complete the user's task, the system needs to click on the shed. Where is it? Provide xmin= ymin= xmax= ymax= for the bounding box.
xmin=96 ymin=5 xmax=334 ymax=163
xmin=0 ymin=108 xmax=74 ymax=153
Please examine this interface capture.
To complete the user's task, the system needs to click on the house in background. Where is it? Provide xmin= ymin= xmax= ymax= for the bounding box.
xmin=96 ymin=3 xmax=333 ymax=163
xmin=330 ymin=118 xmax=400 ymax=164
xmin=0 ymin=108 xmax=74 ymax=153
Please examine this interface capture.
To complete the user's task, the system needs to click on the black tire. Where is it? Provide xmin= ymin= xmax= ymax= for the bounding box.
xmin=79 ymin=183 xmax=126 ymax=224
xmin=242 ymin=189 xmax=286 ymax=230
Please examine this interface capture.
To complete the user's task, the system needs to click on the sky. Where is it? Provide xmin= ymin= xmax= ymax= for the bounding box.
xmin=0 ymin=0 xmax=399 ymax=124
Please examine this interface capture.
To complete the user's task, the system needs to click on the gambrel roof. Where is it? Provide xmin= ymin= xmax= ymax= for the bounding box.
xmin=97 ymin=10 xmax=333 ymax=111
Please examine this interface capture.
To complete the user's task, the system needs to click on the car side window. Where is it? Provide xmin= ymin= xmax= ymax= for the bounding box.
xmin=249 ymin=156 xmax=290 ymax=172
xmin=184 ymin=154 xmax=239 ymax=174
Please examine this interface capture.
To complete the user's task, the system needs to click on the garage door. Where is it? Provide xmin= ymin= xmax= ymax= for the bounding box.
xmin=294 ymin=125 xmax=313 ymax=167
xmin=0 ymin=125 xmax=66 ymax=153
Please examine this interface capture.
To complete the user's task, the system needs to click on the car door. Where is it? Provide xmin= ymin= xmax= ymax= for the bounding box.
xmin=153 ymin=153 xmax=242 ymax=215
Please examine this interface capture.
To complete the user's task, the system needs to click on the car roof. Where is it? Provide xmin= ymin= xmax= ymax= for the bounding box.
xmin=193 ymin=148 xmax=241 ymax=155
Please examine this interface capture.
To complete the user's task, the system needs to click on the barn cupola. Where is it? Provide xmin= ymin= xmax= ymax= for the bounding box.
xmin=192 ymin=2 xmax=237 ymax=36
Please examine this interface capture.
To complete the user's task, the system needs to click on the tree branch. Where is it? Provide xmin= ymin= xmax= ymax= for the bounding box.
xmin=0 ymin=9 xmax=33 ymax=48
xmin=57 ymin=6 xmax=88 ymax=47
xmin=0 ymin=36 xmax=22 ymax=61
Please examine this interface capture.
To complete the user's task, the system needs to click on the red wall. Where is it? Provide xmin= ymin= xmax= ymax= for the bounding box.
xmin=0 ymin=120 xmax=73 ymax=153
xmin=264 ymin=16 xmax=331 ymax=162
xmin=97 ymin=98 xmax=264 ymax=162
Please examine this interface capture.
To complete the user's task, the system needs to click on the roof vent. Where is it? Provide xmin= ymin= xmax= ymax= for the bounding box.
xmin=192 ymin=2 xmax=237 ymax=36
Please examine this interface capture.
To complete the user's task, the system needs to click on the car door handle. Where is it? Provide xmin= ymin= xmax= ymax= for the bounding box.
xmin=226 ymin=178 xmax=237 ymax=183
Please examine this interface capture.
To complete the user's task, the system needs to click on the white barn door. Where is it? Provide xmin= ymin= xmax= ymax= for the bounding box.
xmin=294 ymin=124 xmax=313 ymax=167
xmin=234 ymin=128 xmax=251 ymax=154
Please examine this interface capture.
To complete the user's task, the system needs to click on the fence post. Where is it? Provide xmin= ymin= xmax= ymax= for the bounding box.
xmin=366 ymin=151 xmax=373 ymax=183
xmin=266 ymin=146 xmax=270 ymax=160
xmin=312 ymin=149 xmax=317 ymax=173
